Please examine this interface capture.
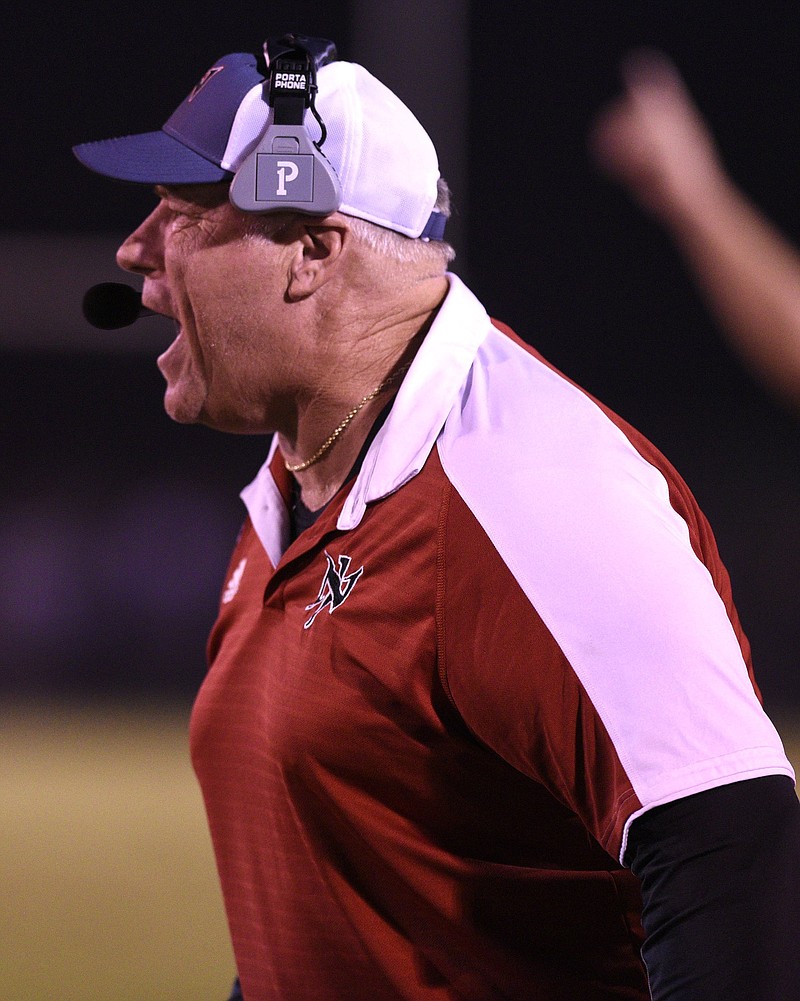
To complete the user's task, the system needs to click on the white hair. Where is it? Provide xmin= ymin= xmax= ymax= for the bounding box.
xmin=346 ymin=178 xmax=456 ymax=271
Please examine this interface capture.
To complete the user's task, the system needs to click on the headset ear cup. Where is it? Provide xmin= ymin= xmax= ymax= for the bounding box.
xmin=229 ymin=124 xmax=341 ymax=215
xmin=230 ymin=37 xmax=342 ymax=216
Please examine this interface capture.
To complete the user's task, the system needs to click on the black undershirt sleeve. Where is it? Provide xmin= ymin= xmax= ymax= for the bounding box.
xmin=625 ymin=774 xmax=800 ymax=1000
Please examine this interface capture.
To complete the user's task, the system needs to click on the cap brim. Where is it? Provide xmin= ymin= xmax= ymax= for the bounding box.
xmin=72 ymin=129 xmax=231 ymax=184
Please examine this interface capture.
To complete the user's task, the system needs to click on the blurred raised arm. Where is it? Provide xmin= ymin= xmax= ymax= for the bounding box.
xmin=590 ymin=50 xmax=800 ymax=405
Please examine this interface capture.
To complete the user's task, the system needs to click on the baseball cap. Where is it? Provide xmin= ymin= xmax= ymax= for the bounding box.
xmin=73 ymin=51 xmax=444 ymax=239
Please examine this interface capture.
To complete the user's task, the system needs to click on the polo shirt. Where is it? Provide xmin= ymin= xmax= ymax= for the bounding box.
xmin=191 ymin=274 xmax=793 ymax=1001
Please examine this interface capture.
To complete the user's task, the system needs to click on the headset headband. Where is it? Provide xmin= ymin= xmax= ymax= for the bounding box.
xmin=229 ymin=34 xmax=342 ymax=215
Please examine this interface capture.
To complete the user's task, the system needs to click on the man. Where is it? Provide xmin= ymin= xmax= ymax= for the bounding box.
xmin=74 ymin=34 xmax=799 ymax=1001
xmin=590 ymin=49 xmax=800 ymax=407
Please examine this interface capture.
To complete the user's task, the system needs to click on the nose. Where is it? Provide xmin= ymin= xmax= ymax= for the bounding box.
xmin=116 ymin=204 xmax=165 ymax=276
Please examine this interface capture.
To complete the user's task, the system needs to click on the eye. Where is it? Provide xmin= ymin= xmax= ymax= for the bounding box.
xmin=160 ymin=198 xmax=206 ymax=232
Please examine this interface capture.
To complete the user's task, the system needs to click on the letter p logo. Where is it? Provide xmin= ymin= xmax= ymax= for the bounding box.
xmin=276 ymin=160 xmax=300 ymax=196
xmin=254 ymin=153 xmax=315 ymax=204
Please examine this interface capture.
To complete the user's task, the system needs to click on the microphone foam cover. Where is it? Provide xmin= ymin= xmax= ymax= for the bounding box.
xmin=82 ymin=282 xmax=144 ymax=329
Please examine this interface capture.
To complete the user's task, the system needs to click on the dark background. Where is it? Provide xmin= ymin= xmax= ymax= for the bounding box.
xmin=3 ymin=2 xmax=799 ymax=709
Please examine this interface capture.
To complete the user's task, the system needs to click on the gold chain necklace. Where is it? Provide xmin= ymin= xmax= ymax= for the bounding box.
xmin=284 ymin=363 xmax=411 ymax=473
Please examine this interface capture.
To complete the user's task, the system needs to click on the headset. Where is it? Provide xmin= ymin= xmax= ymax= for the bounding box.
xmin=229 ymin=34 xmax=342 ymax=216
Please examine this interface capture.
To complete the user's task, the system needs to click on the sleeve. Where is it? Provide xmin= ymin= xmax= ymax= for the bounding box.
xmin=438 ymin=332 xmax=794 ymax=858
xmin=625 ymin=775 xmax=800 ymax=1000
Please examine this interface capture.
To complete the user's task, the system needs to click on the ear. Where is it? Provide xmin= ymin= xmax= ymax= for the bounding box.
xmin=286 ymin=215 xmax=350 ymax=301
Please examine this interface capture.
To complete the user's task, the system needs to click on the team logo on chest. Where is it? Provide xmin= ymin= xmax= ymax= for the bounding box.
xmin=303 ymin=550 xmax=364 ymax=630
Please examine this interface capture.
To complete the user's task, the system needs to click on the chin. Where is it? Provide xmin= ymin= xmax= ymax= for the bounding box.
xmin=162 ymin=387 xmax=205 ymax=425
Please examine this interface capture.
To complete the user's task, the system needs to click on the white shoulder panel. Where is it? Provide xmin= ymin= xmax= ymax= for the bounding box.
xmin=437 ymin=326 xmax=793 ymax=855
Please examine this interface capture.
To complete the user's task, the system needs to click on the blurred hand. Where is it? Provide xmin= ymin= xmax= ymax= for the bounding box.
xmin=589 ymin=50 xmax=725 ymax=222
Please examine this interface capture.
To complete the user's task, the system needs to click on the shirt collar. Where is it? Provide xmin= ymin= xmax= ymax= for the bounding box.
xmin=241 ymin=272 xmax=492 ymax=551
xmin=337 ymin=273 xmax=492 ymax=529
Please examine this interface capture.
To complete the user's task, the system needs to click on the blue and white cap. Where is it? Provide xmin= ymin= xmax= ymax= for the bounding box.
xmin=73 ymin=52 xmax=444 ymax=240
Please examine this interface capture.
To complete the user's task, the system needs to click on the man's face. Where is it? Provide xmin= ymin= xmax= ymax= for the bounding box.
xmin=117 ymin=183 xmax=293 ymax=432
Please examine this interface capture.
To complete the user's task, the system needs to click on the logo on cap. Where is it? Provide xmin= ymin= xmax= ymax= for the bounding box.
xmin=187 ymin=65 xmax=224 ymax=102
